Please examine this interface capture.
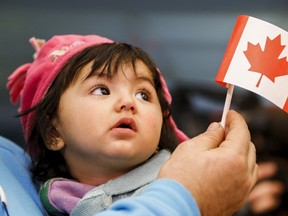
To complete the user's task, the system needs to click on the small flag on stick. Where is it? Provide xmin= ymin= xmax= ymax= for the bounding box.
xmin=215 ymin=15 xmax=288 ymax=126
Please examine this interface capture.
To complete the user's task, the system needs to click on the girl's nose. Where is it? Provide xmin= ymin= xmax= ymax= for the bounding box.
xmin=116 ymin=94 xmax=136 ymax=113
xmin=120 ymin=104 xmax=135 ymax=112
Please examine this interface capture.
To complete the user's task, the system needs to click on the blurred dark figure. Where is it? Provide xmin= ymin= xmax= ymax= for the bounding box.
xmin=171 ymin=82 xmax=288 ymax=216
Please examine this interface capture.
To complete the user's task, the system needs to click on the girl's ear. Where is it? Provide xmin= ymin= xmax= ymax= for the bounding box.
xmin=46 ymin=136 xmax=65 ymax=151
xmin=45 ymin=117 xmax=65 ymax=151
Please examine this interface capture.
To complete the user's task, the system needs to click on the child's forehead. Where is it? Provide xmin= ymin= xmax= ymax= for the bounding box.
xmin=77 ymin=60 xmax=155 ymax=82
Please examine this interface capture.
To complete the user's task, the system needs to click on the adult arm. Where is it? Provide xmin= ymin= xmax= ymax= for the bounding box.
xmin=0 ymin=136 xmax=45 ymax=216
xmin=96 ymin=179 xmax=200 ymax=216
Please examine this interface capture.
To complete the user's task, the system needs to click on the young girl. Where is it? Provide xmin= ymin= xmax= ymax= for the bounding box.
xmin=7 ymin=34 xmax=188 ymax=215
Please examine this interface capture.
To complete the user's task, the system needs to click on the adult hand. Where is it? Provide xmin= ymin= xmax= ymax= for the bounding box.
xmin=158 ymin=110 xmax=258 ymax=216
xmin=248 ymin=161 xmax=284 ymax=214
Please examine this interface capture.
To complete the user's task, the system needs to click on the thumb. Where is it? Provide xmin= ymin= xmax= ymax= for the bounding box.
xmin=183 ymin=122 xmax=225 ymax=152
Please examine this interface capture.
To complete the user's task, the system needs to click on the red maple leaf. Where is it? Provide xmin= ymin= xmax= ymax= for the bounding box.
xmin=243 ymin=35 xmax=288 ymax=87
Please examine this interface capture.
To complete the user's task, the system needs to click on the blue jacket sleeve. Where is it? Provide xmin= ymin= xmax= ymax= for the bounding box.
xmin=0 ymin=136 xmax=45 ymax=216
xmin=96 ymin=178 xmax=200 ymax=216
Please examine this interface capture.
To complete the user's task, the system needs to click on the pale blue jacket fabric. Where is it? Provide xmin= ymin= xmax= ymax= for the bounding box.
xmin=0 ymin=136 xmax=45 ymax=216
xmin=0 ymin=135 xmax=200 ymax=216
xmin=96 ymin=179 xmax=201 ymax=216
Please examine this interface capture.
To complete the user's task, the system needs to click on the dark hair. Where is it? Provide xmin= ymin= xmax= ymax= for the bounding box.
xmin=25 ymin=42 xmax=179 ymax=182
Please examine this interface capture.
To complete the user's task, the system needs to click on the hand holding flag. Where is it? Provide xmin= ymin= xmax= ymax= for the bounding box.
xmin=216 ymin=15 xmax=288 ymax=126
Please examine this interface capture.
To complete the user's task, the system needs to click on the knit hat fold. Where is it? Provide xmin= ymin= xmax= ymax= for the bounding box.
xmin=7 ymin=63 xmax=30 ymax=105
xmin=7 ymin=37 xmax=45 ymax=105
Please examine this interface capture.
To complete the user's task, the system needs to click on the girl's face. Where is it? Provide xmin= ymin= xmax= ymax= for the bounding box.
xmin=51 ymin=60 xmax=163 ymax=185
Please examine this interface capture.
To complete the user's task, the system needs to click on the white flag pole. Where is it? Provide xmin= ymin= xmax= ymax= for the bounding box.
xmin=220 ymin=84 xmax=234 ymax=127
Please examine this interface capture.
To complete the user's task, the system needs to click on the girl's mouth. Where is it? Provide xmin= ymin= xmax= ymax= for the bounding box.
xmin=112 ymin=117 xmax=137 ymax=132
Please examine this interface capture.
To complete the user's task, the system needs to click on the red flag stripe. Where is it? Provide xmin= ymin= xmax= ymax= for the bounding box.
xmin=283 ymin=98 xmax=288 ymax=113
xmin=215 ymin=15 xmax=249 ymax=86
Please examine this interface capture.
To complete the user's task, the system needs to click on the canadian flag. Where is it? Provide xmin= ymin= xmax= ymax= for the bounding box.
xmin=215 ymin=15 xmax=288 ymax=112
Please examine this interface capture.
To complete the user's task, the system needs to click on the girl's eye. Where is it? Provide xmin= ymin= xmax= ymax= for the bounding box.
xmin=135 ymin=91 xmax=150 ymax=101
xmin=92 ymin=86 xmax=110 ymax=95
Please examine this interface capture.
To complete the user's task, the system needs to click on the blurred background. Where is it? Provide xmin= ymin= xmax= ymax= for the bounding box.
xmin=1 ymin=1 xmax=288 ymax=215
xmin=1 ymin=0 xmax=288 ymax=145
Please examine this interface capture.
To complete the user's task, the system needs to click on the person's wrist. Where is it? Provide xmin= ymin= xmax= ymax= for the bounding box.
xmin=153 ymin=178 xmax=201 ymax=215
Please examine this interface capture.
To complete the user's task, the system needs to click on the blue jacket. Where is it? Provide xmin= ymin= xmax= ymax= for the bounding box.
xmin=0 ymin=136 xmax=45 ymax=216
xmin=0 ymin=136 xmax=200 ymax=216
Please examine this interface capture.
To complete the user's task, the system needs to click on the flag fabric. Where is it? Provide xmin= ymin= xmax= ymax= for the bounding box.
xmin=215 ymin=15 xmax=288 ymax=112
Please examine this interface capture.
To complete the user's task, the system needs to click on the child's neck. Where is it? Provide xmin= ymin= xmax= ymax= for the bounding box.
xmin=70 ymin=165 xmax=137 ymax=186
xmin=76 ymin=173 xmax=125 ymax=186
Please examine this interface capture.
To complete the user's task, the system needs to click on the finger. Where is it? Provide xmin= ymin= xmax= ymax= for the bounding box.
xmin=250 ymin=162 xmax=259 ymax=194
xmin=183 ymin=122 xmax=225 ymax=151
xmin=247 ymin=141 xmax=258 ymax=185
xmin=249 ymin=181 xmax=285 ymax=201
xmin=222 ymin=110 xmax=251 ymax=154
xmin=257 ymin=162 xmax=278 ymax=180
xmin=250 ymin=195 xmax=281 ymax=214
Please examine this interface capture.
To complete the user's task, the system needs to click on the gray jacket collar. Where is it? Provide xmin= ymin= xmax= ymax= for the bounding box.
xmin=71 ymin=149 xmax=171 ymax=215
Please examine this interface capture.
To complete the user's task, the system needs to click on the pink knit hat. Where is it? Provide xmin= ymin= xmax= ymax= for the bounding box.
xmin=7 ymin=34 xmax=188 ymax=146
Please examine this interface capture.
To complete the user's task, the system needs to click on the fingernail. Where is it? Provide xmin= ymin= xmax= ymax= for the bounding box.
xmin=207 ymin=122 xmax=220 ymax=131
